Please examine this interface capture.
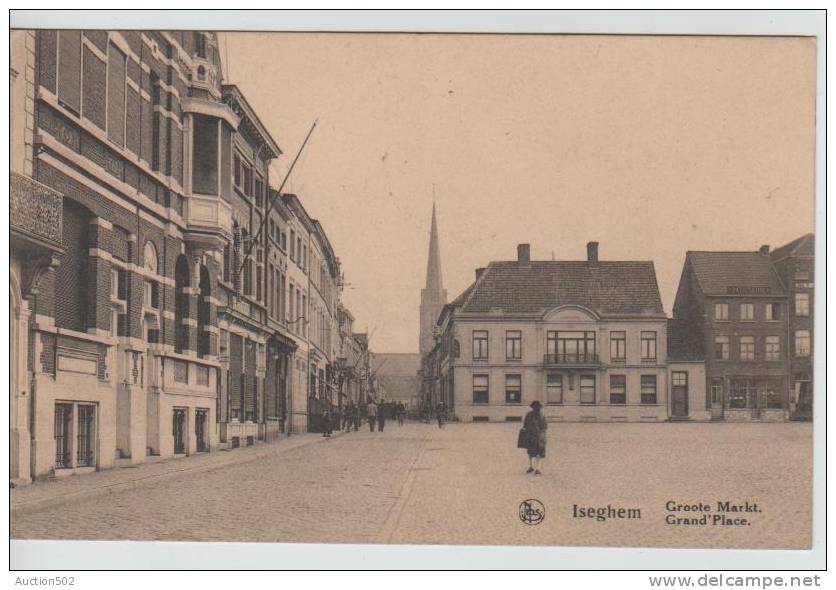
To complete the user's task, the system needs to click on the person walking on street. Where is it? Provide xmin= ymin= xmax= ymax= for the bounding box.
xmin=397 ymin=402 xmax=405 ymax=426
xmin=377 ymin=400 xmax=387 ymax=432
xmin=322 ymin=407 xmax=333 ymax=438
xmin=353 ymin=402 xmax=362 ymax=431
xmin=366 ymin=399 xmax=378 ymax=432
xmin=522 ymin=400 xmax=547 ymax=474
xmin=436 ymin=402 xmax=446 ymax=428
xmin=343 ymin=402 xmax=354 ymax=432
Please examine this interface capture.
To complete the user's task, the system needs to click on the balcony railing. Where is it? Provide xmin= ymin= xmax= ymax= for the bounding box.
xmin=544 ymin=352 xmax=600 ymax=366
xmin=11 ymin=171 xmax=63 ymax=248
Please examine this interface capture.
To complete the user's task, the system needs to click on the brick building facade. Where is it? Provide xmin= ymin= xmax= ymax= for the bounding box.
xmin=10 ymin=29 xmax=353 ymax=484
xmin=770 ymin=234 xmax=815 ymax=420
xmin=672 ymin=241 xmax=815 ymax=422
xmin=424 ymin=242 xmax=707 ymax=423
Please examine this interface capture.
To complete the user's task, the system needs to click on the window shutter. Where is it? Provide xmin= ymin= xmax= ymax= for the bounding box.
xmin=229 ymin=334 xmax=243 ymax=412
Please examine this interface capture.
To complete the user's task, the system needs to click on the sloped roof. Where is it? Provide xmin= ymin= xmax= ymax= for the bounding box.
xmin=771 ymin=233 xmax=814 ymax=262
xmin=667 ymin=318 xmax=704 ymax=362
xmin=451 ymin=282 xmax=475 ymax=306
xmin=457 ymin=260 xmax=665 ymax=317
xmin=370 ymin=353 xmax=421 ymax=376
xmin=686 ymin=251 xmax=786 ymax=297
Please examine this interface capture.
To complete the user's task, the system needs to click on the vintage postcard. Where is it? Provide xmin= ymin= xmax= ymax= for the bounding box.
xmin=8 ymin=11 xmax=821 ymax=569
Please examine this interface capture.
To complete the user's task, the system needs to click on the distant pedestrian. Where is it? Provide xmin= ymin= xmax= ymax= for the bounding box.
xmin=436 ymin=403 xmax=446 ymax=428
xmin=343 ymin=402 xmax=354 ymax=432
xmin=522 ymin=400 xmax=547 ymax=474
xmin=397 ymin=402 xmax=406 ymax=426
xmin=367 ymin=399 xmax=378 ymax=432
xmin=322 ymin=408 xmax=333 ymax=438
xmin=353 ymin=403 xmax=362 ymax=431
xmin=377 ymin=401 xmax=387 ymax=432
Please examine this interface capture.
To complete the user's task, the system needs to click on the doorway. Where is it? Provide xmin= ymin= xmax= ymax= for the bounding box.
xmin=173 ymin=408 xmax=187 ymax=455
xmin=671 ymin=372 xmax=689 ymax=418
xmin=195 ymin=408 xmax=208 ymax=453
xmin=710 ymin=378 xmax=724 ymax=420
xmin=54 ymin=403 xmax=73 ymax=469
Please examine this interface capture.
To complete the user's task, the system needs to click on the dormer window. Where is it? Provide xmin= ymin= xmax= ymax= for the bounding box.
xmin=197 ymin=65 xmax=206 ymax=81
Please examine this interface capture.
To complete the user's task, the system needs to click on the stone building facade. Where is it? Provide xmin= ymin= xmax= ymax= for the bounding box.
xmin=336 ymin=305 xmax=371 ymax=410
xmin=426 ymin=242 xmax=693 ymax=423
xmin=9 ymin=30 xmax=351 ymax=484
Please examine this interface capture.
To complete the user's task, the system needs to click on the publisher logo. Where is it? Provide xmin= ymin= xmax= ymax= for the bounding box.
xmin=519 ymin=499 xmax=545 ymax=525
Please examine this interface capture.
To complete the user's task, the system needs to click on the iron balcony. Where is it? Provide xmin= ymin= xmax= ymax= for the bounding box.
xmin=543 ymin=352 xmax=600 ymax=367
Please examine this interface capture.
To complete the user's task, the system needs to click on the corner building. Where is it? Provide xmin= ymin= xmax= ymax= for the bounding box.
xmin=10 ymin=30 xmax=350 ymax=482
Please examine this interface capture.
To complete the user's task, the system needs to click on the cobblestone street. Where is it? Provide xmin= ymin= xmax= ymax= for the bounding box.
xmin=11 ymin=422 xmax=812 ymax=549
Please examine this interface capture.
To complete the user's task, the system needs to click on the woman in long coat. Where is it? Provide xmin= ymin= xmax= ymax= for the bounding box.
xmin=523 ymin=400 xmax=547 ymax=474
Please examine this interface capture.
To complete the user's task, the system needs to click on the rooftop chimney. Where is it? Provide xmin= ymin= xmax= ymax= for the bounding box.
xmin=587 ymin=241 xmax=599 ymax=263
xmin=517 ymin=243 xmax=530 ymax=263
xmin=759 ymin=245 xmax=770 ymax=255
xmin=475 ymin=267 xmax=486 ymax=280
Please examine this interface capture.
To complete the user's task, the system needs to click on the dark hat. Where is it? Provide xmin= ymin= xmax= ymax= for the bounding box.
xmin=530 ymin=400 xmax=542 ymax=409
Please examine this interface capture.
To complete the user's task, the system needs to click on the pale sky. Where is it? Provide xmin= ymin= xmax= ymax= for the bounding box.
xmin=222 ymin=33 xmax=816 ymax=354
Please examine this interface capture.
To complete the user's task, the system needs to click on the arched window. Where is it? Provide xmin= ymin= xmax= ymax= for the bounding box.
xmin=143 ymin=241 xmax=158 ymax=275
xmin=142 ymin=240 xmax=161 ymax=342
xmin=453 ymin=339 xmax=461 ymax=359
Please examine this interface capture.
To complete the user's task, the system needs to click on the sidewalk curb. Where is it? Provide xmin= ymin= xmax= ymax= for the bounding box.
xmin=11 ymin=432 xmax=342 ymax=516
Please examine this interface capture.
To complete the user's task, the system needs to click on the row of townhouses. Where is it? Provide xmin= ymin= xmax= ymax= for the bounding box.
xmin=10 ymin=30 xmax=371 ymax=484
xmin=420 ymin=235 xmax=814 ymax=424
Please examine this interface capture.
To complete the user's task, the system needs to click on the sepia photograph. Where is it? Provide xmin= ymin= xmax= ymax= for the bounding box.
xmin=7 ymin=9 xmax=824 ymax=572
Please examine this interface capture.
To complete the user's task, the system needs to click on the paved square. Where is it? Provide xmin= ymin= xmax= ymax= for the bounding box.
xmin=11 ymin=422 xmax=812 ymax=549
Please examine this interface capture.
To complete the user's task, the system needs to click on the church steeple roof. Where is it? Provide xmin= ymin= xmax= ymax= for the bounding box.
xmin=425 ymin=202 xmax=443 ymax=293
xmin=420 ymin=201 xmax=447 ymax=355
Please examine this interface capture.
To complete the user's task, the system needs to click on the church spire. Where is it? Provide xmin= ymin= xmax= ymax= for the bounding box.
xmin=419 ymin=201 xmax=447 ymax=355
xmin=425 ymin=201 xmax=443 ymax=293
